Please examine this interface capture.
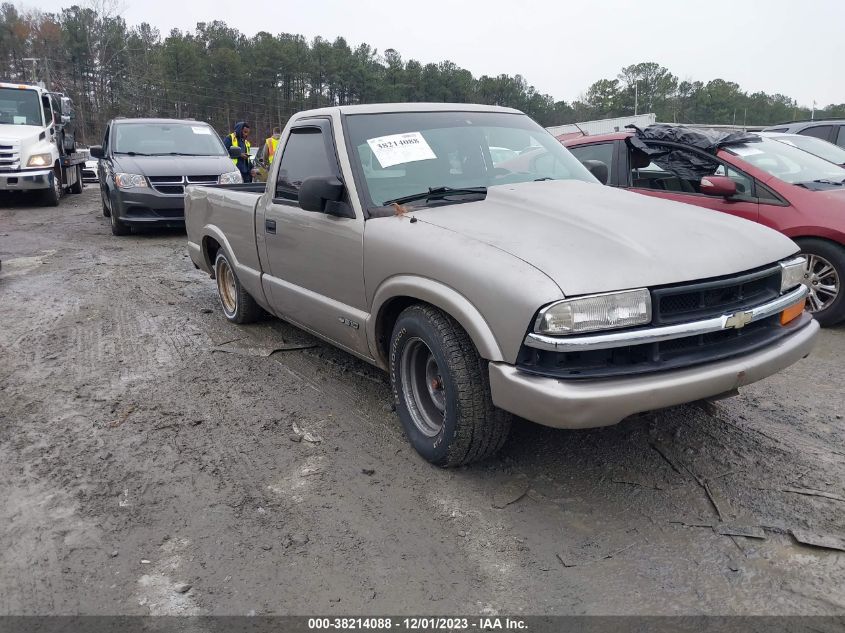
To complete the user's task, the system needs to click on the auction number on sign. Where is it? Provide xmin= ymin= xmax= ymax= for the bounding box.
xmin=366 ymin=132 xmax=437 ymax=168
xmin=308 ymin=618 xmax=393 ymax=629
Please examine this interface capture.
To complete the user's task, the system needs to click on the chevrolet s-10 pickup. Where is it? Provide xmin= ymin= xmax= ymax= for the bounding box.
xmin=185 ymin=103 xmax=817 ymax=466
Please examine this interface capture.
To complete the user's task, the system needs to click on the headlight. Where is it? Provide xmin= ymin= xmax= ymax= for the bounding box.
xmin=218 ymin=170 xmax=243 ymax=184
xmin=780 ymin=256 xmax=806 ymax=292
xmin=114 ymin=173 xmax=148 ymax=189
xmin=535 ymin=289 xmax=652 ymax=335
xmin=27 ymin=153 xmax=52 ymax=167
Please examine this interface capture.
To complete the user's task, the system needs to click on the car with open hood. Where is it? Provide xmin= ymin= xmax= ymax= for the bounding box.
xmin=89 ymin=118 xmax=242 ymax=235
xmin=565 ymin=125 xmax=845 ymax=325
xmin=184 ymin=104 xmax=817 ymax=466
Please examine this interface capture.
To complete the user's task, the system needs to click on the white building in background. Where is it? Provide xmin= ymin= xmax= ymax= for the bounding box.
xmin=547 ymin=113 xmax=657 ymax=138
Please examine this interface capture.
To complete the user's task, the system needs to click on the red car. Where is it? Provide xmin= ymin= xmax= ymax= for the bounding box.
xmin=563 ymin=128 xmax=845 ymax=325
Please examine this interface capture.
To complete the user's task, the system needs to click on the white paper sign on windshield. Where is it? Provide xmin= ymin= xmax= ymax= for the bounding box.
xmin=192 ymin=126 xmax=212 ymax=135
xmin=367 ymin=132 xmax=436 ymax=168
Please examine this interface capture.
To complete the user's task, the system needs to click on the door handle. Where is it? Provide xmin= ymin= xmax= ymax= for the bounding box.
xmin=265 ymin=219 xmax=276 ymax=234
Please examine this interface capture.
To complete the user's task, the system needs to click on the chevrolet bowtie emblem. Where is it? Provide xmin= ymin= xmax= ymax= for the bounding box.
xmin=724 ymin=310 xmax=754 ymax=330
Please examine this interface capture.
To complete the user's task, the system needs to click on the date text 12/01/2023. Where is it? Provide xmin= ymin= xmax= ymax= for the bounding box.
xmin=307 ymin=616 xmax=528 ymax=630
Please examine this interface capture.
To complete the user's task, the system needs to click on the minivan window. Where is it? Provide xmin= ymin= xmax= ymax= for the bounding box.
xmin=344 ymin=111 xmax=596 ymax=208
xmin=800 ymin=125 xmax=833 ymax=141
xmin=275 ymin=128 xmax=336 ymax=201
xmin=112 ymin=122 xmax=227 ymax=156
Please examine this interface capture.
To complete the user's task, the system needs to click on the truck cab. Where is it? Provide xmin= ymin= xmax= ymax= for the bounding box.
xmin=0 ymin=81 xmax=83 ymax=205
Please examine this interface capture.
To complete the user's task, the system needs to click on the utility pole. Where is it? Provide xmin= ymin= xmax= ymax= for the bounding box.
xmin=634 ymin=81 xmax=638 ymax=116
xmin=811 ymin=100 xmax=816 ymax=120
xmin=21 ymin=57 xmax=39 ymax=84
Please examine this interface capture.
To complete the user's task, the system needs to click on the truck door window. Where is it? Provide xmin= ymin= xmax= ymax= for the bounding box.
xmin=275 ymin=127 xmax=336 ymax=202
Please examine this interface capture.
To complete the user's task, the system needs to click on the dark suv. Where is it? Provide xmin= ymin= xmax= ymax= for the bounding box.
xmin=762 ymin=119 xmax=845 ymax=149
xmin=90 ymin=118 xmax=242 ymax=235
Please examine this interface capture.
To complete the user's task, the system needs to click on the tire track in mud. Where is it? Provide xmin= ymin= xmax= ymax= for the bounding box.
xmin=3 ymin=190 xmax=845 ymax=615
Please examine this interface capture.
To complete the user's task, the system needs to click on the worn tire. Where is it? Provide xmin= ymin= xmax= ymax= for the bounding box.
xmin=101 ymin=188 xmax=111 ymax=217
xmin=796 ymin=238 xmax=845 ymax=326
xmin=110 ymin=201 xmax=131 ymax=236
xmin=214 ymin=250 xmax=263 ymax=324
xmin=41 ymin=168 xmax=61 ymax=207
xmin=69 ymin=165 xmax=83 ymax=194
xmin=390 ymin=304 xmax=511 ymax=467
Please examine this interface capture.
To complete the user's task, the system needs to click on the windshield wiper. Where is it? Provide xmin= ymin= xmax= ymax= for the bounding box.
xmin=812 ymin=178 xmax=845 ymax=185
xmin=384 ymin=186 xmax=487 ymax=206
xmin=114 ymin=151 xmax=151 ymax=156
xmin=148 ymin=152 xmax=210 ymax=156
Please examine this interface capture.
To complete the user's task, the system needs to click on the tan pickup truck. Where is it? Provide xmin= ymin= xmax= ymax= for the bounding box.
xmin=185 ymin=103 xmax=818 ymax=466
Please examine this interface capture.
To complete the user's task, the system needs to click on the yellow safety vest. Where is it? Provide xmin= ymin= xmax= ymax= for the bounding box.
xmin=229 ymin=133 xmax=251 ymax=166
xmin=266 ymin=137 xmax=279 ymax=164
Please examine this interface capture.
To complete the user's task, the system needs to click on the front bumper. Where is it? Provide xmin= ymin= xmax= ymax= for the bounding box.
xmin=112 ymin=189 xmax=185 ymax=226
xmin=489 ymin=318 xmax=819 ymax=429
xmin=0 ymin=169 xmax=52 ymax=191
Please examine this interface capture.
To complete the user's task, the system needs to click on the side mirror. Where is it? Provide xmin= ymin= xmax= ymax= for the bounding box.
xmin=298 ymin=176 xmax=354 ymax=218
xmin=581 ymin=159 xmax=609 ymax=185
xmin=89 ymin=145 xmax=104 ymax=159
xmin=700 ymin=175 xmax=737 ymax=197
xmin=228 ymin=146 xmax=243 ymax=158
xmin=61 ymin=114 xmax=71 ymax=124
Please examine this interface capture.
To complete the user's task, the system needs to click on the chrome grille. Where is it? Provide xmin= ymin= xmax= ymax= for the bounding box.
xmin=0 ymin=140 xmax=20 ymax=171
xmin=651 ymin=265 xmax=781 ymax=325
xmin=148 ymin=175 xmax=218 ymax=195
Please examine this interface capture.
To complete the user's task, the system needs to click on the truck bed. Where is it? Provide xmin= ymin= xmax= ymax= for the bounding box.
xmin=185 ymin=182 xmax=267 ymax=279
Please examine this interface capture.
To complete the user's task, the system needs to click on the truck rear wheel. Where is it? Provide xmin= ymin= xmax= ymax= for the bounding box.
xmin=69 ymin=165 xmax=83 ymax=194
xmin=389 ymin=304 xmax=511 ymax=467
xmin=214 ymin=250 xmax=263 ymax=324
xmin=41 ymin=168 xmax=62 ymax=207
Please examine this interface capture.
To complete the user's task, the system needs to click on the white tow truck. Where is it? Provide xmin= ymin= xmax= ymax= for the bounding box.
xmin=0 ymin=81 xmax=85 ymax=205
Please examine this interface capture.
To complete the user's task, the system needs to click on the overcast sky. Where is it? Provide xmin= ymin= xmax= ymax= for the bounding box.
xmin=26 ymin=0 xmax=845 ymax=107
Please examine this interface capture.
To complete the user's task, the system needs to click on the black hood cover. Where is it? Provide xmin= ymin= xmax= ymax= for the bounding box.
xmin=626 ymin=124 xmax=760 ymax=180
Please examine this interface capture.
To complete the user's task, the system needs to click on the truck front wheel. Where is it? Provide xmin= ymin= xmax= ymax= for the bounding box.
xmin=41 ymin=168 xmax=62 ymax=207
xmin=389 ymin=304 xmax=512 ymax=467
xmin=214 ymin=250 xmax=263 ymax=324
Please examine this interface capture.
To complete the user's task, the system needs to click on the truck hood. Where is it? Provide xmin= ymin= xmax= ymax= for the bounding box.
xmin=412 ymin=180 xmax=798 ymax=296
xmin=112 ymin=154 xmax=235 ymax=177
xmin=0 ymin=124 xmax=44 ymax=142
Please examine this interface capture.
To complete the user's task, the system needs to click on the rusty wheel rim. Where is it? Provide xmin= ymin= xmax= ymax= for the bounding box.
xmin=216 ymin=257 xmax=237 ymax=316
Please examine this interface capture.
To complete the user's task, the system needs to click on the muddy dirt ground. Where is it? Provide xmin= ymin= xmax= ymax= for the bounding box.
xmin=1 ymin=187 xmax=844 ymax=616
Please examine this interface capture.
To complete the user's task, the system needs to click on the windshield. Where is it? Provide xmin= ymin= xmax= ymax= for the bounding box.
xmin=344 ymin=111 xmax=596 ymax=207
xmin=726 ymin=136 xmax=845 ymax=185
xmin=769 ymin=134 xmax=845 ymax=166
xmin=113 ymin=122 xmax=226 ymax=156
xmin=0 ymin=87 xmax=43 ymax=126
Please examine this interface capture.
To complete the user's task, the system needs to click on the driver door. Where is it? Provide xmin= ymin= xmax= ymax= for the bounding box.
xmin=626 ymin=143 xmax=759 ymax=223
xmin=258 ymin=119 xmax=369 ymax=357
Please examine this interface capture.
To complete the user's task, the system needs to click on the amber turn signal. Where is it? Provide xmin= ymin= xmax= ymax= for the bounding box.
xmin=780 ymin=298 xmax=806 ymax=325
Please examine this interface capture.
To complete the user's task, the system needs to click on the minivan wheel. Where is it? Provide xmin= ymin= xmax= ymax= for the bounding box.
xmin=796 ymin=238 xmax=845 ymax=326
xmin=389 ymin=304 xmax=511 ymax=467
xmin=110 ymin=201 xmax=131 ymax=236
xmin=214 ymin=250 xmax=263 ymax=324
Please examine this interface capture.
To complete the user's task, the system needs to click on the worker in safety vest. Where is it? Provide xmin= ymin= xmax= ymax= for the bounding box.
xmin=223 ymin=121 xmax=255 ymax=183
xmin=264 ymin=127 xmax=281 ymax=165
